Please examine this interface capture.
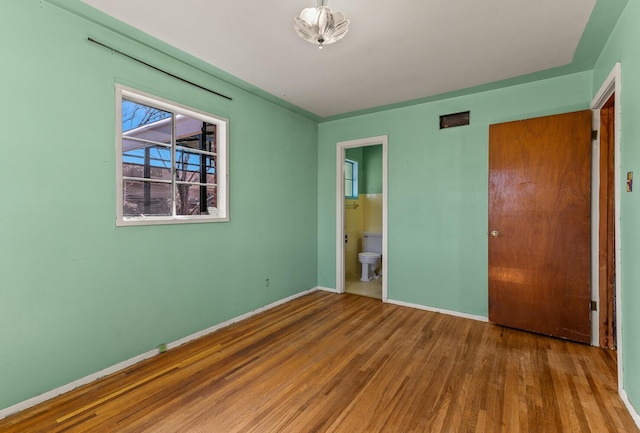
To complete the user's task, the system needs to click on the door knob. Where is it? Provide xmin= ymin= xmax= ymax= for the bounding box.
xmin=490 ymin=230 xmax=500 ymax=237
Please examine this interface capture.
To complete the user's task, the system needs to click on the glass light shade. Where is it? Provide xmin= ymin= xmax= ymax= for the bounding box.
xmin=294 ymin=1 xmax=350 ymax=49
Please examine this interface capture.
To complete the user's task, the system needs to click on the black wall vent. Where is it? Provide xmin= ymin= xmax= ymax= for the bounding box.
xmin=440 ymin=111 xmax=470 ymax=129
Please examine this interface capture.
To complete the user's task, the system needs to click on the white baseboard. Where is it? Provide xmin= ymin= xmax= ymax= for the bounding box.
xmin=0 ymin=349 xmax=158 ymax=421
xmin=621 ymin=389 xmax=640 ymax=428
xmin=11 ymin=288 xmax=636 ymax=427
xmin=0 ymin=287 xmax=318 ymax=421
xmin=166 ymin=288 xmax=317 ymax=350
xmin=386 ymin=298 xmax=488 ymax=323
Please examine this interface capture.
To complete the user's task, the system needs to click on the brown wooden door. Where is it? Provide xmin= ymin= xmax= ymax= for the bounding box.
xmin=488 ymin=110 xmax=592 ymax=343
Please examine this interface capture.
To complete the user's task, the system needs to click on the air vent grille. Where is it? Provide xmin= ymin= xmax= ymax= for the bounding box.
xmin=440 ymin=111 xmax=470 ymax=129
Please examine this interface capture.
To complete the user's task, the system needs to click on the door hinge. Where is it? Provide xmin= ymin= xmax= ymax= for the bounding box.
xmin=592 ymin=130 xmax=598 ymax=140
xmin=590 ymin=300 xmax=598 ymax=311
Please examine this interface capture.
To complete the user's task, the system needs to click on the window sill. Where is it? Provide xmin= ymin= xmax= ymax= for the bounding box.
xmin=116 ymin=215 xmax=229 ymax=227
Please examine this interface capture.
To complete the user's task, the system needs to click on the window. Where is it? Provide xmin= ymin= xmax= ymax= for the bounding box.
xmin=116 ymin=85 xmax=228 ymax=226
xmin=344 ymin=159 xmax=358 ymax=199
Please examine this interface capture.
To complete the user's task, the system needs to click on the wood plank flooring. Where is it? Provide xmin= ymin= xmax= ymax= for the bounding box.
xmin=0 ymin=291 xmax=637 ymax=432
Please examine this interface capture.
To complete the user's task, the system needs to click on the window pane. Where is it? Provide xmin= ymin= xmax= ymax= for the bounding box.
xmin=206 ymin=169 xmax=217 ymax=185
xmin=123 ymin=142 xmax=172 ymax=181
xmin=344 ymin=159 xmax=357 ymax=198
xmin=117 ymin=87 xmax=228 ymax=225
xmin=123 ymin=181 xmax=172 ymax=216
xmin=205 ymin=186 xmax=218 ymax=211
xmin=345 ymin=162 xmax=353 ymax=180
xmin=176 ymin=117 xmax=217 ymax=153
xmin=122 ymin=99 xmax=171 ymax=143
xmin=207 ymin=123 xmax=217 ymax=154
xmin=175 ymin=150 xmax=216 ymax=185
xmin=345 ymin=179 xmax=353 ymax=197
xmin=175 ymin=185 xmax=217 ymax=216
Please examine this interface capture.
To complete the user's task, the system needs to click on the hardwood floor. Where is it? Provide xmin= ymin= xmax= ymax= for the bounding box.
xmin=1 ymin=291 xmax=637 ymax=432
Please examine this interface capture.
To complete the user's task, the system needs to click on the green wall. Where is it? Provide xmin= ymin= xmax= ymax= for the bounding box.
xmin=318 ymin=72 xmax=593 ymax=317
xmin=593 ymin=0 xmax=640 ymax=414
xmin=0 ymin=0 xmax=317 ymax=410
xmin=2 ymin=0 xmax=639 ymax=422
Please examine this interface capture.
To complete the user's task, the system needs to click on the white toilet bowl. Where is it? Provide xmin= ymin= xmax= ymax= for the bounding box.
xmin=358 ymin=252 xmax=381 ymax=282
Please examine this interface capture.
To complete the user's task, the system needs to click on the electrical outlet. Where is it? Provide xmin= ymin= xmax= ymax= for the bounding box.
xmin=265 ymin=278 xmax=270 ymax=288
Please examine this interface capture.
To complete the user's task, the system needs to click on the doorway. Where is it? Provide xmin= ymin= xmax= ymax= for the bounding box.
xmin=336 ymin=136 xmax=388 ymax=301
xmin=591 ymin=62 xmax=622 ymax=372
xmin=597 ymin=93 xmax=616 ymax=349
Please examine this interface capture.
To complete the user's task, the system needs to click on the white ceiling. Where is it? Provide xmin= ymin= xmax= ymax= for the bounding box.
xmin=82 ymin=0 xmax=596 ymax=118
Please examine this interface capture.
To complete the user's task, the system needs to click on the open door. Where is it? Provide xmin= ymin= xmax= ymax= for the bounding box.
xmin=488 ymin=110 xmax=592 ymax=343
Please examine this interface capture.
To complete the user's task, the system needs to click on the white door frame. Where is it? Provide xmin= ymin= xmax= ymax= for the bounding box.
xmin=590 ymin=62 xmax=622 ymax=385
xmin=336 ymin=135 xmax=388 ymax=302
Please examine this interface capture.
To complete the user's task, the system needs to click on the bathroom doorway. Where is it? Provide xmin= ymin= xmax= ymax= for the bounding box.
xmin=336 ymin=135 xmax=388 ymax=301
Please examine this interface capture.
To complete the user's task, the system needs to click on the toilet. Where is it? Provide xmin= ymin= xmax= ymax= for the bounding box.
xmin=358 ymin=232 xmax=382 ymax=282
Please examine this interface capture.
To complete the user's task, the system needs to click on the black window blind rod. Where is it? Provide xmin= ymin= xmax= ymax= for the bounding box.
xmin=88 ymin=37 xmax=232 ymax=101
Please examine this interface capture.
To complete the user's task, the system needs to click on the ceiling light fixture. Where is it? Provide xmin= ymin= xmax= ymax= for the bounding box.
xmin=293 ymin=0 xmax=350 ymax=49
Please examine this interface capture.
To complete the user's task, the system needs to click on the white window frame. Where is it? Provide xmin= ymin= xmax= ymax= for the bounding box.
xmin=344 ymin=159 xmax=358 ymax=199
xmin=115 ymin=84 xmax=229 ymax=226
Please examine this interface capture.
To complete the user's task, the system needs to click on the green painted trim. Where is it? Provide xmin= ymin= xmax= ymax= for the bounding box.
xmin=44 ymin=0 xmax=321 ymax=122
xmin=572 ymin=0 xmax=630 ymax=70
xmin=320 ymin=66 xmax=587 ymax=122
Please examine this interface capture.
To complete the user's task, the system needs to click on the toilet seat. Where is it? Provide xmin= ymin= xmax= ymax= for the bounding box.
xmin=358 ymin=252 xmax=381 ymax=262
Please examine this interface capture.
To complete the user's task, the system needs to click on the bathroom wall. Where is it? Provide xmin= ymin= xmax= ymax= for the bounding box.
xmin=362 ymin=194 xmax=383 ymax=234
xmin=361 ymin=145 xmax=383 ymax=234
xmin=344 ymin=195 xmax=363 ymax=279
xmin=362 ymin=145 xmax=383 ymax=194
xmin=344 ymin=147 xmax=363 ymax=279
